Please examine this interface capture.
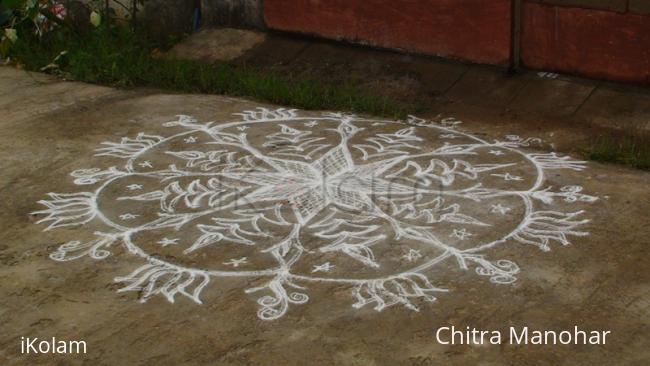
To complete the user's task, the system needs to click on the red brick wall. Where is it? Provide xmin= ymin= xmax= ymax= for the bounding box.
xmin=264 ymin=0 xmax=650 ymax=83
xmin=264 ymin=0 xmax=512 ymax=65
xmin=521 ymin=3 xmax=650 ymax=83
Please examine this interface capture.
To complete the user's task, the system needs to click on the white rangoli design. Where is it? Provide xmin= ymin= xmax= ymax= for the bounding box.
xmin=33 ymin=108 xmax=598 ymax=320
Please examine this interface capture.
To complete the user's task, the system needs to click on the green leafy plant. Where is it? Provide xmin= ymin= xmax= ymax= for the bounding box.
xmin=8 ymin=23 xmax=417 ymax=118
xmin=1 ymin=0 xmax=68 ymax=56
xmin=87 ymin=0 xmax=144 ymax=28
xmin=1 ymin=0 xmax=147 ymax=55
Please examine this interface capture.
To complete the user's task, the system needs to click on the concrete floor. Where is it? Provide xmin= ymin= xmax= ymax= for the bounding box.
xmin=0 ymin=66 xmax=649 ymax=365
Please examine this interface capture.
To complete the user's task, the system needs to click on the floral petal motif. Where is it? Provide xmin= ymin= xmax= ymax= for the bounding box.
xmin=33 ymin=109 xmax=597 ymax=321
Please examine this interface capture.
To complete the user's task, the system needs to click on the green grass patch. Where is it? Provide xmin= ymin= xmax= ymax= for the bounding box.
xmin=584 ymin=127 xmax=650 ymax=170
xmin=8 ymin=26 xmax=419 ymax=118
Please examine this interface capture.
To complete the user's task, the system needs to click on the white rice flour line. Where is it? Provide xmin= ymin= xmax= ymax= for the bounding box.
xmin=33 ymin=108 xmax=598 ymax=320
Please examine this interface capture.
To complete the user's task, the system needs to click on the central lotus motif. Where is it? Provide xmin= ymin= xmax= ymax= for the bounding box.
xmin=34 ymin=109 xmax=597 ymax=320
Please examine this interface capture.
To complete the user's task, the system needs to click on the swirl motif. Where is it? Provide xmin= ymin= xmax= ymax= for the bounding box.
xmin=33 ymin=109 xmax=597 ymax=320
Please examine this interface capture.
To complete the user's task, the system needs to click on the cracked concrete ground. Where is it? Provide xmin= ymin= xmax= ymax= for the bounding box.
xmin=0 ymin=66 xmax=649 ymax=365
